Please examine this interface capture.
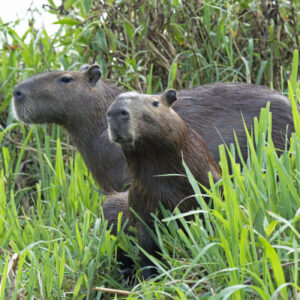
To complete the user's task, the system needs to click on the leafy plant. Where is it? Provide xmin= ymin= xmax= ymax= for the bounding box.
xmin=0 ymin=1 xmax=299 ymax=299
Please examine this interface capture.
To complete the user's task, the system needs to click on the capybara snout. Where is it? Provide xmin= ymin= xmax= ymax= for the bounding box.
xmin=107 ymin=101 xmax=131 ymax=125
xmin=107 ymin=100 xmax=133 ymax=146
xmin=13 ymin=88 xmax=25 ymax=102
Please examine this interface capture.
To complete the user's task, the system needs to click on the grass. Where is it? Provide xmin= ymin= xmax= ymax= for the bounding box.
xmin=0 ymin=58 xmax=299 ymax=298
xmin=0 ymin=1 xmax=299 ymax=298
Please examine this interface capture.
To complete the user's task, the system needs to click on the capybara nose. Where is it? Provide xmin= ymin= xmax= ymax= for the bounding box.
xmin=13 ymin=89 xmax=25 ymax=101
xmin=107 ymin=107 xmax=130 ymax=123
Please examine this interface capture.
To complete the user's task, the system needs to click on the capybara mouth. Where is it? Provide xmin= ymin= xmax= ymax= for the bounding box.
xmin=114 ymin=135 xmax=133 ymax=145
xmin=108 ymin=125 xmax=133 ymax=144
xmin=111 ymin=131 xmax=134 ymax=146
xmin=12 ymin=98 xmax=26 ymax=122
xmin=12 ymin=97 xmax=38 ymax=124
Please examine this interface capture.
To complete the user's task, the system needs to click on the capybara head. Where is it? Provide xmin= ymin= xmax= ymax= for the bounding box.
xmin=107 ymin=89 xmax=186 ymax=150
xmin=12 ymin=65 xmax=102 ymax=125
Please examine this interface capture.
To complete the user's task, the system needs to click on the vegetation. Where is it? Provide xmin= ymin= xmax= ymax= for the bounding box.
xmin=0 ymin=0 xmax=299 ymax=299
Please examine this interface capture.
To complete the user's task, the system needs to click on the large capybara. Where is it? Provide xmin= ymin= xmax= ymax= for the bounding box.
xmin=13 ymin=65 xmax=127 ymax=193
xmin=107 ymin=89 xmax=221 ymax=278
xmin=12 ymin=65 xmax=296 ymax=193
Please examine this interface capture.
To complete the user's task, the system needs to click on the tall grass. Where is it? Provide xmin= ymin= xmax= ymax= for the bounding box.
xmin=0 ymin=127 xmax=116 ymax=298
xmin=0 ymin=1 xmax=299 ymax=298
xmin=0 ymin=57 xmax=299 ymax=299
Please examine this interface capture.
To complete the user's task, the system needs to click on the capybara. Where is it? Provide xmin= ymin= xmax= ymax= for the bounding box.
xmin=13 ymin=65 xmax=127 ymax=193
xmin=12 ymin=65 xmax=296 ymax=193
xmin=107 ymin=89 xmax=221 ymax=278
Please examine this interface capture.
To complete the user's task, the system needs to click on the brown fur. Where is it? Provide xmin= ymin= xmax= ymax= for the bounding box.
xmin=107 ymin=90 xmax=221 ymax=278
xmin=102 ymin=192 xmax=131 ymax=236
xmin=13 ymin=68 xmax=296 ymax=194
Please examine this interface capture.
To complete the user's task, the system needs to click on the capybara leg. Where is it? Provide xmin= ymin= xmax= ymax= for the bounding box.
xmin=102 ymin=192 xmax=129 ymax=235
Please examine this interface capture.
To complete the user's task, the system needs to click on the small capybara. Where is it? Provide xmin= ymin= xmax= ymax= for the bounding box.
xmin=12 ymin=65 xmax=296 ymax=193
xmin=107 ymin=89 xmax=221 ymax=278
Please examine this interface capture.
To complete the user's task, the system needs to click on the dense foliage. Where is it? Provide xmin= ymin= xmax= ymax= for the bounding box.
xmin=0 ymin=0 xmax=299 ymax=299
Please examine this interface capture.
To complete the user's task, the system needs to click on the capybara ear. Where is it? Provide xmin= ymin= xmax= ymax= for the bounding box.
xmin=85 ymin=64 xmax=101 ymax=86
xmin=79 ymin=64 xmax=90 ymax=71
xmin=162 ymin=89 xmax=177 ymax=106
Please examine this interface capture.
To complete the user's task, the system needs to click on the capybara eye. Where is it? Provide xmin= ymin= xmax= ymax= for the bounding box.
xmin=59 ymin=76 xmax=74 ymax=84
xmin=152 ymin=101 xmax=160 ymax=107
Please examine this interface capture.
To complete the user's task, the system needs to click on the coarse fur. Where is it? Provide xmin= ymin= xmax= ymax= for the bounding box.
xmin=174 ymin=84 xmax=295 ymax=163
xmin=13 ymin=67 xmax=296 ymax=193
xmin=107 ymin=90 xmax=221 ymax=278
